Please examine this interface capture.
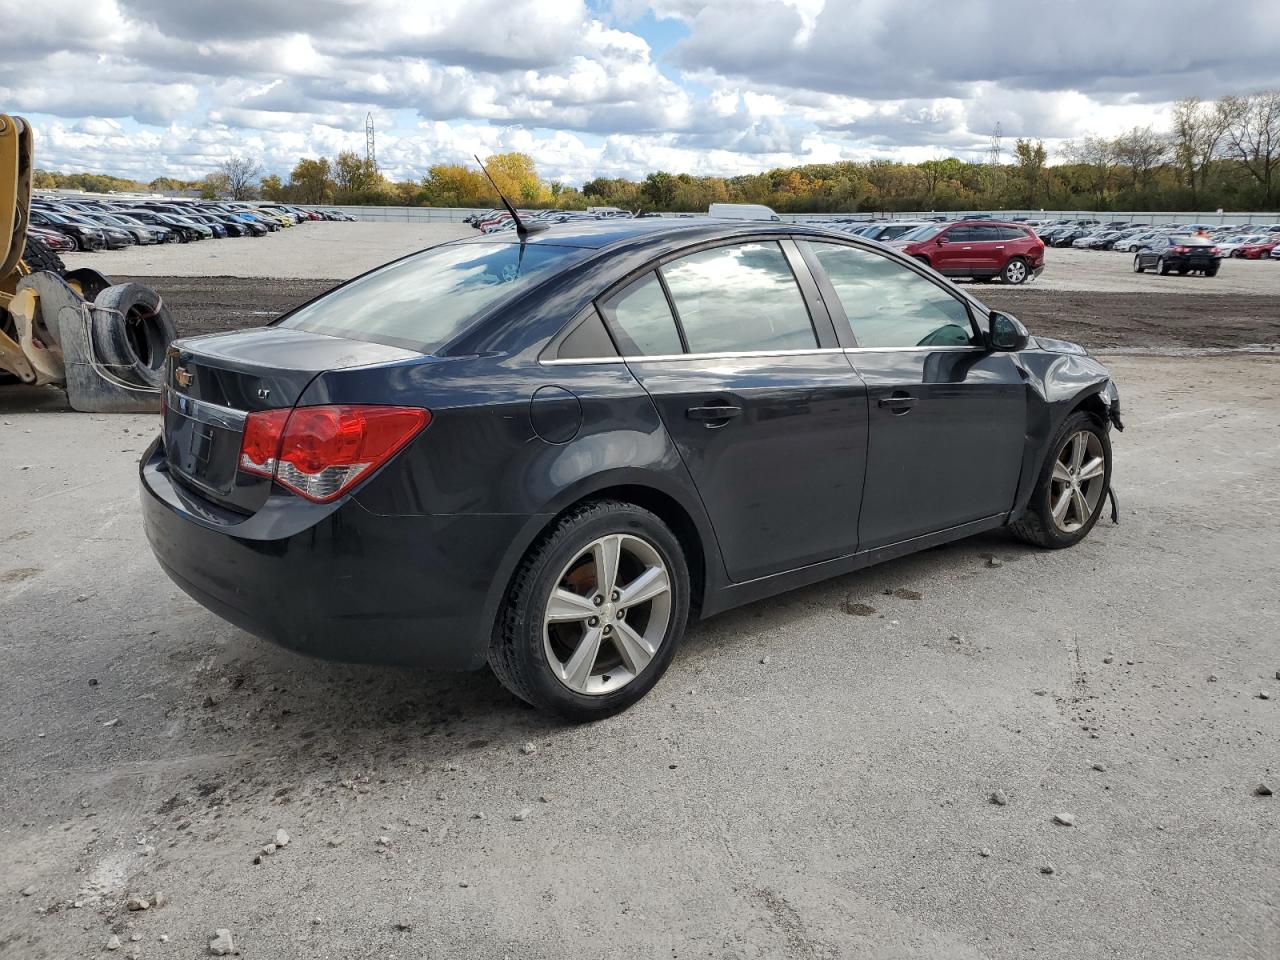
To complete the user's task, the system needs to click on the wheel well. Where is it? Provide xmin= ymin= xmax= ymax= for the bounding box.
xmin=564 ymin=485 xmax=707 ymax=618
xmin=1072 ymin=391 xmax=1110 ymax=428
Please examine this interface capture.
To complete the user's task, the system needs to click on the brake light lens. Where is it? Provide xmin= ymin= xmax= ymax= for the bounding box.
xmin=238 ymin=405 xmax=430 ymax=502
xmin=1171 ymin=246 xmax=1189 ymax=253
xmin=239 ymin=408 xmax=290 ymax=476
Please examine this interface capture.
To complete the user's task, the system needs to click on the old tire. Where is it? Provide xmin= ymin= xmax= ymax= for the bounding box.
xmin=22 ymin=236 xmax=66 ymax=276
xmin=1009 ymin=410 xmax=1112 ymax=550
xmin=1001 ymin=257 xmax=1030 ymax=284
xmin=489 ymin=499 xmax=690 ymax=720
xmin=91 ymin=283 xmax=177 ymax=388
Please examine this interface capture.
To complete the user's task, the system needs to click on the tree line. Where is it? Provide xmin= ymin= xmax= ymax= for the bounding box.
xmin=33 ymin=91 xmax=1280 ymax=212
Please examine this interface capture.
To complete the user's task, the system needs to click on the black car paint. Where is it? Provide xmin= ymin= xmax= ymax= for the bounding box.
xmin=141 ymin=220 xmax=1119 ymax=672
xmin=1134 ymin=236 xmax=1221 ymax=273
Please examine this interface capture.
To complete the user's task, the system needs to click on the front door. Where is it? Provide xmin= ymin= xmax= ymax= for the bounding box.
xmin=599 ymin=241 xmax=869 ymax=582
xmin=800 ymin=240 xmax=1027 ymax=549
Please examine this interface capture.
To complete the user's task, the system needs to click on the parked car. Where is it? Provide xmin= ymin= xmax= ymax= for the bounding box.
xmin=857 ymin=221 xmax=928 ymax=243
xmin=1234 ymin=238 xmax=1280 ymax=260
xmin=891 ymin=220 xmax=1044 ymax=283
xmin=27 ymin=224 xmax=77 ymax=252
xmin=142 ymin=219 xmax=1120 ymax=718
xmin=28 ymin=208 xmax=107 ymax=250
xmin=1133 ymin=235 xmax=1221 ymax=275
xmin=1216 ymin=235 xmax=1270 ymax=257
xmin=1113 ymin=231 xmax=1165 ymax=252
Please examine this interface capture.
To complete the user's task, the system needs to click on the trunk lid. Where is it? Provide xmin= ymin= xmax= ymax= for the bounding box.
xmin=162 ymin=327 xmax=419 ymax=513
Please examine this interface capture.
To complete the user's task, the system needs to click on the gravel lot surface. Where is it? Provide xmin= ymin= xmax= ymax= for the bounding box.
xmin=2 ymin=354 xmax=1278 ymax=959
xmin=63 ymin=221 xmax=1280 ymax=296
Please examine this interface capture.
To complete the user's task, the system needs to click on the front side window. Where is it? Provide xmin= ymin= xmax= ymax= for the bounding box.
xmin=806 ymin=242 xmax=976 ymax=349
xmin=660 ymin=242 xmax=816 ymax=353
xmin=599 ymin=271 xmax=682 ymax=356
xmin=279 ymin=241 xmax=590 ymax=352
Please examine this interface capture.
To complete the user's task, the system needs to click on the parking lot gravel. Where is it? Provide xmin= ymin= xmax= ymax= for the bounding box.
xmin=2 ymin=352 xmax=1277 ymax=959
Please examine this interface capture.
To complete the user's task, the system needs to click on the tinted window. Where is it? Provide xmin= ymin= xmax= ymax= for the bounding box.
xmin=968 ymin=225 xmax=1003 ymax=242
xmin=279 ymin=241 xmax=590 ymax=352
xmin=998 ymin=226 xmax=1026 ymax=241
xmin=599 ymin=272 xmax=682 ymax=356
xmin=807 ymin=242 xmax=976 ymax=348
xmin=945 ymin=226 xmax=976 ymax=242
xmin=661 ymin=242 xmax=816 ymax=353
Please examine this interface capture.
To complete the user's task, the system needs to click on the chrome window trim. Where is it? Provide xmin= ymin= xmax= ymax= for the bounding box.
xmin=541 ymin=345 xmax=985 ymax=365
xmin=163 ymin=387 xmax=249 ymax=431
xmin=843 ymin=345 xmax=984 ymax=354
xmin=541 ymin=347 xmax=847 ymax=366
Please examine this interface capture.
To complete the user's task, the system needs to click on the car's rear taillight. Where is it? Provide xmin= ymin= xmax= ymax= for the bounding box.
xmin=238 ymin=405 xmax=430 ymax=503
xmin=239 ymin=408 xmax=290 ymax=476
xmin=1209 ymin=248 xmax=1220 ymax=255
xmin=1171 ymin=246 xmax=1189 ymax=253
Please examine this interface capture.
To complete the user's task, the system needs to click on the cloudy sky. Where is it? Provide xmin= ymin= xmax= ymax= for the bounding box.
xmin=3 ymin=0 xmax=1279 ymax=185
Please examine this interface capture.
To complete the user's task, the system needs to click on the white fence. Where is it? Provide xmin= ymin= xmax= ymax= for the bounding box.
xmin=330 ymin=204 xmax=1280 ymax=227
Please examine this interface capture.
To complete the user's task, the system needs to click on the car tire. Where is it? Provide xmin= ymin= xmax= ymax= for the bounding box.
xmin=1205 ymin=265 xmax=1219 ymax=277
xmin=1133 ymin=255 xmax=1145 ymax=273
xmin=1009 ymin=410 xmax=1112 ymax=550
xmin=912 ymin=255 xmax=931 ymax=268
xmin=22 ymin=236 xmax=66 ymax=276
xmin=1000 ymin=257 xmax=1029 ymax=284
xmin=1157 ymin=257 xmax=1170 ymax=275
xmin=91 ymin=283 xmax=178 ymax=388
xmin=489 ymin=499 xmax=691 ymax=720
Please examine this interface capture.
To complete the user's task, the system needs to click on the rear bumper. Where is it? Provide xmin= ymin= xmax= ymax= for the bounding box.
xmin=140 ymin=440 xmax=533 ymax=671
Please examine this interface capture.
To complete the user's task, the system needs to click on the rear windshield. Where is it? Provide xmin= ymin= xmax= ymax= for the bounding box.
xmin=278 ymin=241 xmax=590 ymax=352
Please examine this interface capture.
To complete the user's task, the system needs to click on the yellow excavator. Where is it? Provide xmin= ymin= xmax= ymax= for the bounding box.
xmin=1 ymin=113 xmax=174 ymax=412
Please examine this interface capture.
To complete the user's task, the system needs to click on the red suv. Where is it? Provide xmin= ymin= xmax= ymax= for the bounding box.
xmin=890 ymin=220 xmax=1044 ymax=284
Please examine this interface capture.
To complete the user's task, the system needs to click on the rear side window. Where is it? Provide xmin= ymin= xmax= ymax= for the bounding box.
xmin=278 ymin=241 xmax=590 ymax=352
xmin=660 ymin=242 xmax=816 ymax=353
xmin=599 ymin=272 xmax=683 ymax=356
xmin=806 ymin=242 xmax=976 ymax=348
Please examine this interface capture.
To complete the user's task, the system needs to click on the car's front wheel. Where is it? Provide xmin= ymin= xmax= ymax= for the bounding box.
xmin=1001 ymin=257 xmax=1029 ymax=284
xmin=490 ymin=500 xmax=690 ymax=719
xmin=1009 ymin=411 xmax=1112 ymax=550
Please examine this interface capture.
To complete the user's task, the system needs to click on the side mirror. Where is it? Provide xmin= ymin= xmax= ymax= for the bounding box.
xmin=935 ymin=235 xmax=948 ymax=245
xmin=988 ymin=311 xmax=1029 ymax=352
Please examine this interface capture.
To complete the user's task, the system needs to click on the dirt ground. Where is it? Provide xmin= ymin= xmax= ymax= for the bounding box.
xmin=1 ymin=353 xmax=1277 ymax=959
xmin=128 ymin=275 xmax=1280 ymax=353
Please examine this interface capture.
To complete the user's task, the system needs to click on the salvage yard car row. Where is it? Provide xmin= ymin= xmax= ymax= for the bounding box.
xmin=26 ymin=195 xmax=353 ymax=252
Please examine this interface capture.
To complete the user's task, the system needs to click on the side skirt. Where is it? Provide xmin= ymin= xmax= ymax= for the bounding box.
xmin=697 ymin=515 xmax=1008 ymax=618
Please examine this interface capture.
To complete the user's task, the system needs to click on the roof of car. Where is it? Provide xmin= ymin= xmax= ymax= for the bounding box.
xmin=452 ymin=217 xmax=848 ymax=251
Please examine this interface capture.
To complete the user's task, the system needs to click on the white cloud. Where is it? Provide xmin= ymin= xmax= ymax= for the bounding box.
xmin=0 ymin=0 xmax=1275 ymax=184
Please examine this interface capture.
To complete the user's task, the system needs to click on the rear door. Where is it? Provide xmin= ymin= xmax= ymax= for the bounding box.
xmin=965 ymin=224 xmax=1008 ymax=275
xmin=601 ymin=240 xmax=869 ymax=582
xmin=799 ymin=240 xmax=1027 ymax=549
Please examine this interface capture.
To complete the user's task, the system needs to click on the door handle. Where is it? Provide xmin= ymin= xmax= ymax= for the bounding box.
xmin=878 ymin=394 xmax=917 ymax=414
xmin=686 ymin=404 xmax=743 ymax=425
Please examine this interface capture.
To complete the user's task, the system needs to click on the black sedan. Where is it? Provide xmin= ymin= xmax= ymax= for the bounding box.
xmin=1133 ymin=235 xmax=1222 ymax=276
xmin=142 ymin=219 xmax=1122 ymax=719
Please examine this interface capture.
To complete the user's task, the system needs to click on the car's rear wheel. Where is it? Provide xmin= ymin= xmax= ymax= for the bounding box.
xmin=1009 ymin=411 xmax=1112 ymax=550
xmin=1157 ymin=257 xmax=1170 ymax=275
xmin=1001 ymin=257 xmax=1029 ymax=284
xmin=490 ymin=500 xmax=690 ymax=720
xmin=1133 ymin=255 xmax=1145 ymax=273
xmin=1205 ymin=265 xmax=1219 ymax=276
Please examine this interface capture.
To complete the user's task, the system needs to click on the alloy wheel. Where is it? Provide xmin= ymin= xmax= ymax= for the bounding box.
xmin=1005 ymin=260 xmax=1027 ymax=283
xmin=543 ymin=533 xmax=672 ymax=695
xmin=1049 ymin=430 xmax=1106 ymax=533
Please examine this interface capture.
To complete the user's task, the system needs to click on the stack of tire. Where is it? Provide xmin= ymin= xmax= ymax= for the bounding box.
xmin=24 ymin=235 xmax=177 ymax=388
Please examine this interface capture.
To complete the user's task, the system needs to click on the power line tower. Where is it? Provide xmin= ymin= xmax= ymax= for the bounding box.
xmin=987 ymin=121 xmax=1003 ymax=168
xmin=365 ymin=113 xmax=377 ymax=171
